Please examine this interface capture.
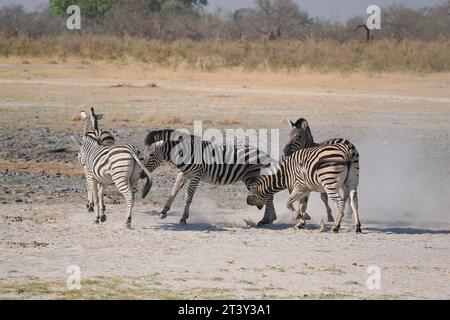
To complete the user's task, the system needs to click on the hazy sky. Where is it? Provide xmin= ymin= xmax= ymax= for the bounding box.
xmin=0 ymin=0 xmax=445 ymax=20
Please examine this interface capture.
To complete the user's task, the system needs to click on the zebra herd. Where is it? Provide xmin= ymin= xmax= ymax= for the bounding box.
xmin=71 ymin=108 xmax=362 ymax=233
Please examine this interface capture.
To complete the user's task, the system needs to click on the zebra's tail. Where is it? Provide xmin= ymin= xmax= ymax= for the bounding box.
xmin=129 ymin=151 xmax=153 ymax=199
xmin=141 ymin=176 xmax=152 ymax=199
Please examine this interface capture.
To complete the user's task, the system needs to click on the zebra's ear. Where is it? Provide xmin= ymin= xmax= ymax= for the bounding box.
xmin=80 ymin=111 xmax=87 ymax=119
xmin=70 ymin=135 xmax=82 ymax=147
xmin=287 ymin=119 xmax=296 ymax=128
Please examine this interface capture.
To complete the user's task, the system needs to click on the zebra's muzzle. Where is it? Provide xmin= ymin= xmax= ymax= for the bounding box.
xmin=247 ymin=197 xmax=263 ymax=210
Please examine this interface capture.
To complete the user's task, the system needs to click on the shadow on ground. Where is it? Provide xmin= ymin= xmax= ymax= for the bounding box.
xmin=365 ymin=227 xmax=450 ymax=235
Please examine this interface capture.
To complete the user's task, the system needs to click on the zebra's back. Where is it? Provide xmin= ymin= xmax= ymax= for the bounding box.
xmin=288 ymin=142 xmax=355 ymax=193
xmin=88 ymin=144 xmax=141 ymax=185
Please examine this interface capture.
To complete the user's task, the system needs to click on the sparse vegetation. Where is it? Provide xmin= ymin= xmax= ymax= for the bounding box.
xmin=0 ymin=1 xmax=449 ymax=73
xmin=0 ymin=277 xmax=237 ymax=299
xmin=1 ymin=36 xmax=449 ymax=72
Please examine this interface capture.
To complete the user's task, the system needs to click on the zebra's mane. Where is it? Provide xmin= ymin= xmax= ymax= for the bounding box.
xmin=145 ymin=129 xmax=175 ymax=146
xmin=84 ymin=131 xmax=101 ymax=144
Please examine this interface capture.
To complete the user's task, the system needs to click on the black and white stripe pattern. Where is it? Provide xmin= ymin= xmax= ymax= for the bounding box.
xmin=73 ymin=112 xmax=152 ymax=228
xmin=248 ymin=142 xmax=361 ymax=233
xmin=77 ymin=109 xmax=116 ymax=212
xmin=143 ymin=130 xmax=276 ymax=225
xmin=283 ymin=118 xmax=360 ymax=223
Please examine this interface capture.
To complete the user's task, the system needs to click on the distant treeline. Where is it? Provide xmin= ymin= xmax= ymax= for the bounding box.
xmin=0 ymin=0 xmax=449 ymax=42
xmin=1 ymin=36 xmax=449 ymax=72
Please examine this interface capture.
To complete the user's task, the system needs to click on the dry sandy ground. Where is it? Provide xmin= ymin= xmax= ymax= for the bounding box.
xmin=0 ymin=63 xmax=449 ymax=299
xmin=1 ymin=202 xmax=449 ymax=299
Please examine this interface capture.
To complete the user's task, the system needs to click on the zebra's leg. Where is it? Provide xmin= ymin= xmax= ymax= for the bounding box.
xmin=180 ymin=176 xmax=201 ymax=225
xmin=320 ymin=192 xmax=334 ymax=222
xmin=297 ymin=195 xmax=311 ymax=220
xmin=114 ymin=177 xmax=134 ymax=228
xmin=91 ymin=180 xmax=101 ymax=224
xmin=341 ymin=185 xmax=350 ymax=220
xmin=350 ymin=190 xmax=362 ymax=233
xmin=98 ymin=184 xmax=106 ymax=223
xmin=85 ymin=170 xmax=94 ymax=212
xmin=257 ymin=195 xmax=276 ymax=226
xmin=325 ymin=190 xmax=345 ymax=233
xmin=286 ymin=189 xmax=305 ymax=230
xmin=161 ymin=171 xmax=185 ymax=219
xmin=124 ymin=186 xmax=134 ymax=229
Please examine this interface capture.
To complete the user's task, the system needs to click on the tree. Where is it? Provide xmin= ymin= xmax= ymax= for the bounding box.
xmin=49 ymin=0 xmax=207 ymax=18
xmin=251 ymin=0 xmax=311 ymax=40
xmin=106 ymin=0 xmax=161 ymax=37
xmin=49 ymin=0 xmax=116 ymax=19
xmin=0 ymin=4 xmax=62 ymax=38
xmin=159 ymin=0 xmax=202 ymax=40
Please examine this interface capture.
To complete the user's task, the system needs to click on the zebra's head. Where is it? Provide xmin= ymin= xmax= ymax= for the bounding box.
xmin=143 ymin=141 xmax=167 ymax=173
xmin=283 ymin=118 xmax=313 ymax=157
xmin=246 ymin=184 xmax=264 ymax=210
xmin=80 ymin=108 xmax=104 ymax=135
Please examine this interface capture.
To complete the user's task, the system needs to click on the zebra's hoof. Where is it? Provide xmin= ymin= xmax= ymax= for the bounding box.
xmin=179 ymin=219 xmax=187 ymax=225
xmin=294 ymin=219 xmax=305 ymax=230
xmin=356 ymin=226 xmax=362 ymax=234
xmin=160 ymin=212 xmax=167 ymax=219
xmin=303 ymin=212 xmax=311 ymax=220
xmin=332 ymin=226 xmax=339 ymax=233
xmin=93 ymin=219 xmax=100 ymax=224
xmin=87 ymin=206 xmax=94 ymax=213
xmin=257 ymin=220 xmax=270 ymax=226
xmin=100 ymin=215 xmax=106 ymax=223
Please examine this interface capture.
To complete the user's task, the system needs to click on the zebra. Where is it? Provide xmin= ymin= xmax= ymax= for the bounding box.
xmin=78 ymin=109 xmax=115 ymax=212
xmin=142 ymin=129 xmax=276 ymax=225
xmin=283 ymin=118 xmax=360 ymax=223
xmin=247 ymin=142 xmax=362 ymax=233
xmin=72 ymin=112 xmax=153 ymax=228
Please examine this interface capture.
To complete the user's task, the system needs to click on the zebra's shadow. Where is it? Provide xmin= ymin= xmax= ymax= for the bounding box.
xmin=253 ymin=223 xmax=298 ymax=230
xmin=146 ymin=222 xmax=227 ymax=232
xmin=364 ymin=227 xmax=450 ymax=235
xmin=141 ymin=210 xmax=226 ymax=232
xmin=143 ymin=210 xmax=168 ymax=217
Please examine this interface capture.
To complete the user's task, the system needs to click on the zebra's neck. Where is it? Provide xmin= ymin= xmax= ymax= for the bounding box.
xmin=84 ymin=118 xmax=94 ymax=134
xmin=304 ymin=128 xmax=316 ymax=148
xmin=82 ymin=135 xmax=102 ymax=161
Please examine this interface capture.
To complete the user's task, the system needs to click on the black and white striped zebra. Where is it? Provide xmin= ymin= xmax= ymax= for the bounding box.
xmin=72 ymin=112 xmax=152 ymax=228
xmin=77 ymin=109 xmax=116 ymax=212
xmin=247 ymin=142 xmax=362 ymax=233
xmin=142 ymin=130 xmax=276 ymax=225
xmin=283 ymin=118 xmax=360 ymax=223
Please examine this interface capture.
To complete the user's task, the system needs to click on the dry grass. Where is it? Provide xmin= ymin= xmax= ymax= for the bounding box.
xmin=137 ymin=114 xmax=240 ymax=126
xmin=1 ymin=35 xmax=449 ymax=73
xmin=215 ymin=118 xmax=241 ymax=126
xmin=70 ymin=109 xmax=82 ymax=122
xmin=0 ymin=159 xmax=84 ymax=176
xmin=0 ymin=277 xmax=237 ymax=300
xmin=139 ymin=114 xmax=156 ymax=123
xmin=165 ymin=116 xmax=193 ymax=125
